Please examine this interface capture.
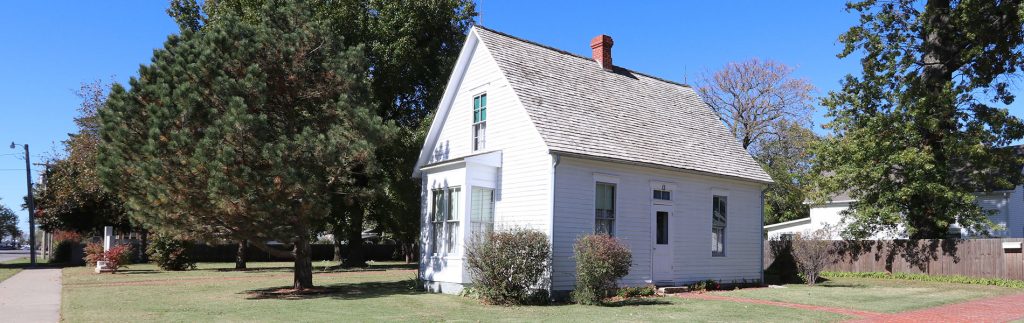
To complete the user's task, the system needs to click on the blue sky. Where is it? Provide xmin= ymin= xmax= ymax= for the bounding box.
xmin=0 ymin=1 xmax=1021 ymax=234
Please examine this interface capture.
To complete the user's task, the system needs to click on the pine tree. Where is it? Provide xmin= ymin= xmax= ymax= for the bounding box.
xmin=98 ymin=2 xmax=390 ymax=289
xmin=167 ymin=0 xmax=477 ymax=266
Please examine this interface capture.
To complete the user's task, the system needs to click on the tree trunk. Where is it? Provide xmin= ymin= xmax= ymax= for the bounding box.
xmin=341 ymin=209 xmax=367 ymax=268
xmin=292 ymin=237 xmax=313 ymax=290
xmin=332 ymin=225 xmax=344 ymax=262
xmin=140 ymin=229 xmax=149 ymax=262
xmin=235 ymin=240 xmax=248 ymax=270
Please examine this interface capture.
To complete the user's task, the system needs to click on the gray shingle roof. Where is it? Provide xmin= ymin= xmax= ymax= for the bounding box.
xmin=473 ymin=26 xmax=773 ymax=183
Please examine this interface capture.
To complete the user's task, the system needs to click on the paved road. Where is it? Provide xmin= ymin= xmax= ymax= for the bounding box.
xmin=0 ymin=250 xmax=32 ymax=262
xmin=0 ymin=268 xmax=62 ymax=323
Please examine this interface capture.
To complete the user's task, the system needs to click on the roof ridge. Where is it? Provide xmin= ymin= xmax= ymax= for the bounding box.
xmin=472 ymin=25 xmax=691 ymax=89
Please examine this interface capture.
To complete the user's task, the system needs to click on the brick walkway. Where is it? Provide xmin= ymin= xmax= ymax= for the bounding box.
xmin=677 ymin=292 xmax=1024 ymax=322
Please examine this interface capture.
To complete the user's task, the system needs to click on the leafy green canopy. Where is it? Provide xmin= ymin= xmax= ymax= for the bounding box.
xmin=98 ymin=0 xmax=390 ymax=286
xmin=816 ymin=0 xmax=1024 ymax=238
xmin=168 ymin=0 xmax=477 ymax=253
xmin=35 ymin=82 xmax=131 ymax=234
xmin=0 ymin=200 xmax=18 ymax=242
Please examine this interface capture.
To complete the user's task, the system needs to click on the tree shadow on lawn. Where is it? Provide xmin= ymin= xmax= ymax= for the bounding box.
xmin=598 ymin=298 xmax=673 ymax=307
xmin=242 ymin=280 xmax=421 ymax=301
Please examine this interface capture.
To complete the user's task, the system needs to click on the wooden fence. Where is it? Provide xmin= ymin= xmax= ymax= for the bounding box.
xmin=764 ymin=238 xmax=1024 ymax=282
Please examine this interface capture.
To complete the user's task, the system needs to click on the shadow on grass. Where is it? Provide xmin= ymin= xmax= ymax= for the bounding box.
xmin=599 ymin=298 xmax=673 ymax=307
xmin=116 ymin=269 xmax=162 ymax=275
xmin=242 ymin=280 xmax=421 ymax=301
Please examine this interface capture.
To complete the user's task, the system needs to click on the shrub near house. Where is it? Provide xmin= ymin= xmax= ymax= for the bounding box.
xmin=572 ymin=234 xmax=632 ymax=305
xmin=465 ymin=229 xmax=550 ymax=305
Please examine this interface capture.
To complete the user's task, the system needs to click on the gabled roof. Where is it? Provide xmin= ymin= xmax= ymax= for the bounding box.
xmin=473 ymin=26 xmax=771 ymax=183
xmin=415 ymin=26 xmax=772 ymax=184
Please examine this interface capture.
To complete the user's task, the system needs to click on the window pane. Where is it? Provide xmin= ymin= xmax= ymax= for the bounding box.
xmin=471 ymin=188 xmax=495 ymax=239
xmin=480 ymin=107 xmax=486 ymax=121
xmin=448 ymin=188 xmax=460 ymax=221
xmin=480 ymin=93 xmax=486 ymax=107
xmin=712 ymin=196 xmax=726 ymax=257
xmin=595 ymin=183 xmax=615 ymax=235
xmin=656 ymin=211 xmax=668 ymax=244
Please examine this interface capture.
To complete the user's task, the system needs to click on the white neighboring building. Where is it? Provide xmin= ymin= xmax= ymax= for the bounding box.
xmin=765 ymin=189 xmax=1024 ymax=240
xmin=412 ymin=26 xmax=773 ymax=296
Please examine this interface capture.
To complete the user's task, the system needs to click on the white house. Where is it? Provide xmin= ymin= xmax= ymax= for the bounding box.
xmin=412 ymin=26 xmax=773 ymax=297
xmin=765 ymin=189 xmax=1024 ymax=240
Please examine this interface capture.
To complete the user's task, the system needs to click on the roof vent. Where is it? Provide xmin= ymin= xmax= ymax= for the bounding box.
xmin=590 ymin=35 xmax=614 ymax=70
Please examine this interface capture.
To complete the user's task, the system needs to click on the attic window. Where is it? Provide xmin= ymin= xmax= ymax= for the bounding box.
xmin=473 ymin=93 xmax=487 ymax=151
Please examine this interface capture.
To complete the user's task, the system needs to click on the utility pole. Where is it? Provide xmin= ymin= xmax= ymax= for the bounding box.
xmin=10 ymin=142 xmax=36 ymax=267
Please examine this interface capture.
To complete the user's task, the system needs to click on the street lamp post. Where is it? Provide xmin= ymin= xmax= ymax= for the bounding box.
xmin=10 ymin=142 xmax=36 ymax=267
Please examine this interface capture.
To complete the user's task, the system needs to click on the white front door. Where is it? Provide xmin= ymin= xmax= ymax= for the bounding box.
xmin=652 ymin=207 xmax=673 ymax=283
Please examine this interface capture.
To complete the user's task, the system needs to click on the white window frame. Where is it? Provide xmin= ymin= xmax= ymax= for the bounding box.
xmin=594 ymin=173 xmax=620 ymax=236
xmin=472 ymin=93 xmax=487 ymax=152
xmin=430 ymin=189 xmax=445 ymax=256
xmin=470 ymin=187 xmax=495 ymax=241
xmin=711 ymin=190 xmax=729 ymax=257
xmin=444 ymin=187 xmax=462 ymax=255
xmin=430 ymin=186 xmax=462 ymax=257
xmin=651 ymin=181 xmax=676 ymax=206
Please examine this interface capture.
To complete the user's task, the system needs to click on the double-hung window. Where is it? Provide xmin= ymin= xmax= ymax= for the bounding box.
xmin=431 ymin=189 xmax=445 ymax=254
xmin=444 ymin=187 xmax=461 ymax=254
xmin=712 ymin=195 xmax=727 ymax=257
xmin=595 ymin=183 xmax=616 ymax=235
xmin=431 ymin=187 xmax=462 ymax=255
xmin=470 ymin=187 xmax=495 ymax=240
xmin=472 ymin=93 xmax=487 ymax=151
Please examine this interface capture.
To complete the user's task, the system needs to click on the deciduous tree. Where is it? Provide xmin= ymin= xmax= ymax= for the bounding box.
xmin=0 ymin=200 xmax=18 ymax=243
xmin=697 ymin=59 xmax=818 ymax=224
xmin=815 ymin=0 xmax=1024 ymax=238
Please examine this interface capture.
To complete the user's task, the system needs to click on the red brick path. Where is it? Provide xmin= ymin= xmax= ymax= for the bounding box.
xmin=677 ymin=292 xmax=1024 ymax=322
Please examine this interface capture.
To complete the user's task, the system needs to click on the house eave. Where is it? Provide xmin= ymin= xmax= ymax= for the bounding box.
xmin=551 ymin=150 xmax=773 ymax=186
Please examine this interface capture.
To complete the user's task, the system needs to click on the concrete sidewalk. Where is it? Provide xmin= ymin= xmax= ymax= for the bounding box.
xmin=0 ymin=268 xmax=61 ymax=323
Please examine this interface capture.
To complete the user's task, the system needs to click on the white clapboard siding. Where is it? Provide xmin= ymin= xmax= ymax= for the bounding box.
xmin=427 ymin=35 xmax=552 ymax=234
xmin=552 ymin=157 xmax=764 ymax=291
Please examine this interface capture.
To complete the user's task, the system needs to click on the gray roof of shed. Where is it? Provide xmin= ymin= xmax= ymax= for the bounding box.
xmin=474 ymin=26 xmax=772 ymax=183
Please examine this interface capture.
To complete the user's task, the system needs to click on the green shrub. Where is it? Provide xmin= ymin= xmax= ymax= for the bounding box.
xmin=571 ymin=234 xmax=632 ymax=305
xmin=688 ymin=279 xmax=720 ymax=292
xmin=50 ymin=240 xmax=76 ymax=264
xmin=616 ymin=285 xmax=656 ymax=298
xmin=465 ymin=228 xmax=551 ymax=305
xmin=147 ymin=235 xmax=197 ymax=271
xmin=821 ymin=271 xmax=1024 ymax=288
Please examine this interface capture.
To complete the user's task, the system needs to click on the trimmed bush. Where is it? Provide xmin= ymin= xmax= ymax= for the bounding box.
xmin=465 ymin=228 xmax=551 ymax=305
xmin=147 ymin=235 xmax=197 ymax=271
xmin=51 ymin=240 xmax=77 ymax=264
xmin=49 ymin=230 xmax=82 ymax=264
xmin=616 ymin=285 xmax=656 ymax=298
xmin=688 ymin=279 xmax=720 ymax=293
xmin=84 ymin=241 xmax=104 ymax=267
xmin=84 ymin=242 xmax=133 ymax=272
xmin=571 ymin=234 xmax=632 ymax=305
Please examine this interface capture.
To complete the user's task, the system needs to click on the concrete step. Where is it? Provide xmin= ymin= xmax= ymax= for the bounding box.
xmin=657 ymin=286 xmax=690 ymax=294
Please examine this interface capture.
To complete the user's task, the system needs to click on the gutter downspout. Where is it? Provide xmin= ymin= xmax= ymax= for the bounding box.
xmin=548 ymin=153 xmax=560 ymax=293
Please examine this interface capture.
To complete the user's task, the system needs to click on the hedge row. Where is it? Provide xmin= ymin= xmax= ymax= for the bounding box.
xmin=49 ymin=242 xmax=400 ymax=264
xmin=821 ymin=271 xmax=1024 ymax=289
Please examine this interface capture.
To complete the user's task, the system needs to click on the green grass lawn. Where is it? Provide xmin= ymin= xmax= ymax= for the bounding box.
xmin=63 ymin=262 xmax=846 ymax=323
xmin=720 ymin=276 xmax=1022 ymax=313
xmin=0 ymin=257 xmax=29 ymax=282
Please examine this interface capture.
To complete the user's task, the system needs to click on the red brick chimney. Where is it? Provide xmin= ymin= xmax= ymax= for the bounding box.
xmin=590 ymin=35 xmax=614 ymax=70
